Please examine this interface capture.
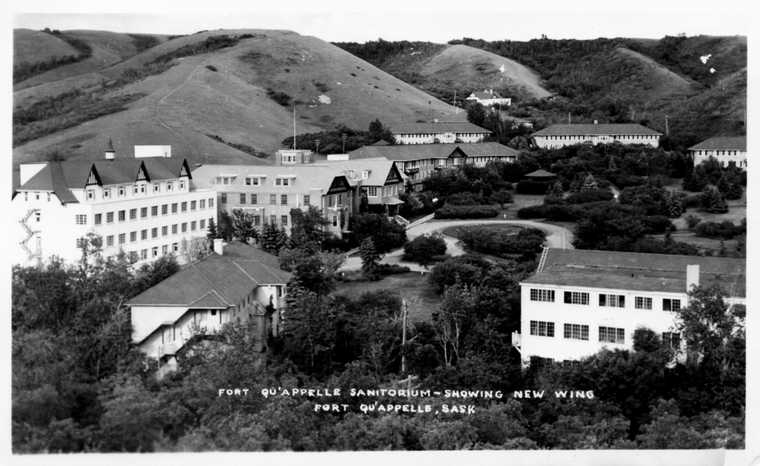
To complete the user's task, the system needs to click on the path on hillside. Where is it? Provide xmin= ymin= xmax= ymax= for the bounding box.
xmin=339 ymin=218 xmax=574 ymax=273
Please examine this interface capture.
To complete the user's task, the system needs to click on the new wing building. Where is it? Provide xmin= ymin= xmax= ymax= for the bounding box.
xmin=688 ymin=136 xmax=747 ymax=170
xmin=531 ymin=123 xmax=662 ymax=149
xmin=390 ymin=121 xmax=492 ymax=145
xmin=12 ymin=146 xmax=216 ymax=266
xmin=516 ymin=248 xmax=745 ymax=365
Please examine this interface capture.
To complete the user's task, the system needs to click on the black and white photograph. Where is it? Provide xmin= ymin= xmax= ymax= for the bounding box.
xmin=4 ymin=1 xmax=756 ymax=464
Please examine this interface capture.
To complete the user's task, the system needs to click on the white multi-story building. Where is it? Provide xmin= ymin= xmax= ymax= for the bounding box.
xmin=391 ymin=121 xmax=491 ymax=145
xmin=516 ymin=248 xmax=745 ymax=365
xmin=348 ymin=142 xmax=519 ymax=190
xmin=11 ymin=147 xmax=216 ymax=266
xmin=688 ymin=136 xmax=746 ymax=170
xmin=191 ymin=157 xmax=405 ymax=237
xmin=128 ymin=240 xmax=290 ymax=374
xmin=531 ymin=123 xmax=662 ymax=149
xmin=465 ymin=89 xmax=512 ymax=107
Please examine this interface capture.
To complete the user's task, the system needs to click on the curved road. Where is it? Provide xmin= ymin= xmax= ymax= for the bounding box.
xmin=339 ymin=218 xmax=574 ymax=272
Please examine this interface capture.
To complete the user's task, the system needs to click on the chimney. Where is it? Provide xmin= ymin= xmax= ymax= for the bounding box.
xmin=213 ymin=238 xmax=224 ymax=256
xmin=593 ymin=120 xmax=598 ymax=125
xmin=105 ymin=138 xmax=115 ymax=160
xmin=686 ymin=264 xmax=700 ymax=293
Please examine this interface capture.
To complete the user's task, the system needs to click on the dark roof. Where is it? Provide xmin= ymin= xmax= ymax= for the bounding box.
xmin=688 ymin=136 xmax=746 ymax=151
xmin=524 ymin=169 xmax=556 ymax=178
xmin=127 ymin=242 xmax=291 ymax=307
xmin=349 ymin=142 xmax=518 ymax=162
xmin=17 ymin=157 xmax=190 ymax=204
xmin=469 ymin=90 xmax=507 ymax=100
xmin=532 ymin=124 xmax=662 ymax=137
xmin=391 ymin=121 xmax=491 ymax=135
xmin=522 ymin=248 xmax=745 ymax=297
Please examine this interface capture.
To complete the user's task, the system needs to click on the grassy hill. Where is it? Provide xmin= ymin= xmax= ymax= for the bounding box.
xmin=335 ymin=40 xmax=551 ymax=103
xmin=13 ymin=29 xmax=462 ymax=170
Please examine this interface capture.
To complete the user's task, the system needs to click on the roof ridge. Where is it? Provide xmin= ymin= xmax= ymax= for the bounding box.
xmin=189 ymin=259 xmax=232 ymax=305
xmin=231 ymin=259 xmax=261 ymax=285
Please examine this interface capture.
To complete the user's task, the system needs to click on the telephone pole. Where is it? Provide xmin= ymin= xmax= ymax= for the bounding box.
xmin=292 ymin=105 xmax=297 ymax=150
xmin=401 ymin=299 xmax=408 ymax=374
xmin=568 ymin=112 xmax=571 ymax=124
xmin=664 ymin=115 xmax=669 ymax=136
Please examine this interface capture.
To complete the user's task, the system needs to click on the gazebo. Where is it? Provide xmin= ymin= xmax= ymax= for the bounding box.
xmin=523 ymin=169 xmax=557 ymax=181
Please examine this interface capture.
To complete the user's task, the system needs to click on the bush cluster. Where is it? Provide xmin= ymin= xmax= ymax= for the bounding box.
xmin=434 ymin=205 xmax=499 ymax=219
xmin=402 ymin=235 xmax=447 ymax=265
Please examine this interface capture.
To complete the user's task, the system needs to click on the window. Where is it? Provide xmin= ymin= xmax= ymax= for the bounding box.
xmin=103 ymin=189 xmax=111 ymax=199
xmin=87 ymin=190 xmax=95 ymax=200
xmin=253 ymin=215 xmax=261 ymax=226
xmin=171 ymin=203 xmax=178 ymax=214
xmin=191 ymin=200 xmax=197 ymax=211
xmin=635 ymin=296 xmax=653 ymax=310
xmin=172 ymin=242 xmax=179 ymax=252
xmin=106 ymin=212 xmax=114 ymax=223
xmin=162 ymin=245 xmax=168 ymax=255
xmin=276 ymin=177 xmax=290 ymax=186
xmin=181 ymin=201 xmax=188 ymax=212
xmin=662 ymin=332 xmax=681 ymax=349
xmin=530 ymin=288 xmax=555 ymax=302
xmin=367 ymin=186 xmax=379 ymax=196
xmin=130 ymin=231 xmax=137 ymax=242
xmin=563 ymin=323 xmax=589 ymax=340
xmin=200 ymin=199 xmax=206 ymax=209
xmin=140 ymin=184 xmax=146 ymax=194
xmin=94 ymin=213 xmax=102 ymax=225
xmin=270 ymin=194 xmax=276 ymax=205
xmin=251 ymin=193 xmax=258 ymax=204
xmin=281 ymin=194 xmax=288 ymax=205
xmin=220 ymin=193 xmax=227 ymax=204
xmin=154 ymin=184 xmax=161 ymax=193
xmin=662 ymin=298 xmax=681 ymax=312
xmin=140 ymin=249 xmax=147 ymax=260
xmin=133 ymin=185 xmax=139 ymax=195
xmin=599 ymin=326 xmax=625 ymax=344
xmin=141 ymin=229 xmax=148 ymax=240
xmin=191 ymin=221 xmax=197 ymax=231
xmin=118 ymin=233 xmax=126 ymax=245
xmin=240 ymin=193 xmax=246 ymax=204
xmin=529 ymin=320 xmax=555 ymax=337
xmin=118 ymin=187 xmax=125 ymax=197
xmin=166 ymin=182 xmax=173 ymax=192
xmin=246 ymin=177 xmax=260 ymax=186
xmin=200 ymin=219 xmax=206 ymax=229
xmin=179 ymin=181 xmax=185 ymax=190
xmin=151 ymin=206 xmax=158 ymax=217
xmin=599 ymin=294 xmax=625 ymax=308
xmin=152 ymin=247 xmax=159 ymax=257
xmin=303 ymin=195 xmax=310 ymax=205
xmin=172 ymin=224 xmax=178 ymax=234
xmin=281 ymin=215 xmax=288 ymax=226
xmin=106 ymin=235 xmax=114 ymax=247
xmin=563 ymin=291 xmax=589 ymax=305
xmin=162 ymin=226 xmax=168 ymax=236
xmin=129 ymin=251 xmax=138 ymax=262
xmin=181 ymin=223 xmax=187 ymax=233
xmin=130 ymin=208 xmax=137 ymax=220
xmin=75 ymin=214 xmax=87 ymax=225
xmin=161 ymin=204 xmax=168 ymax=215
xmin=270 ymin=215 xmax=277 ymax=225
xmin=76 ymin=237 xmax=86 ymax=248
xmin=151 ymin=228 xmax=158 ymax=238
xmin=118 ymin=210 xmax=126 ymax=222
xmin=141 ymin=207 xmax=148 ymax=218
xmin=209 ymin=198 xmax=214 ymax=208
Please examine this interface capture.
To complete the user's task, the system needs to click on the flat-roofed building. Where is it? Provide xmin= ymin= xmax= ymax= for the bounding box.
xmin=348 ymin=142 xmax=519 ymax=189
xmin=531 ymin=123 xmax=662 ymax=149
xmin=688 ymin=136 xmax=746 ymax=170
xmin=12 ymin=148 xmax=216 ymax=266
xmin=516 ymin=248 xmax=745 ymax=365
xmin=391 ymin=121 xmax=491 ymax=144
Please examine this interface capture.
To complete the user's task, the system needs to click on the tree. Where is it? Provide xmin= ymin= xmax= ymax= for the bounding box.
xmin=466 ymin=102 xmax=486 ymax=127
xmin=580 ymin=173 xmax=599 ymax=192
xmin=350 ymin=213 xmax=407 ymax=253
xmin=260 ymin=223 xmax=288 ymax=255
xmin=433 ymin=283 xmax=476 ymax=367
xmin=402 ymin=235 xmax=447 ymax=266
xmin=359 ymin=237 xmax=381 ymax=280
xmin=699 ymin=185 xmax=728 ymax=214
xmin=544 ymin=181 xmax=564 ymax=204
xmin=289 ymin=206 xmax=328 ymax=252
xmin=217 ymin=210 xmax=234 ymax=241
xmin=230 ymin=209 xmax=258 ymax=243
xmin=182 ymin=237 xmax=211 ymax=263
xmin=206 ymin=218 xmax=218 ymax=240
xmin=488 ymin=190 xmax=513 ymax=208
xmin=367 ymin=119 xmax=393 ymax=144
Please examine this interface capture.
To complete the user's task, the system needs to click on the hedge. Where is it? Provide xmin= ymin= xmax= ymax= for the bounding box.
xmin=434 ymin=205 xmax=499 ymax=219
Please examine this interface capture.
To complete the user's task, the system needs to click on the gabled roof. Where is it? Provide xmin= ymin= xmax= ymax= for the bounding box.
xmin=17 ymin=157 xmax=191 ymax=203
xmin=524 ymin=169 xmax=557 ymax=178
xmin=348 ymin=142 xmax=518 ymax=162
xmin=320 ymin=157 xmax=402 ymax=186
xmin=391 ymin=121 xmax=491 ymax=135
xmin=127 ymin=242 xmax=291 ymax=308
xmin=522 ymin=248 xmax=745 ymax=297
xmin=191 ymin=163 xmax=349 ymax=193
xmin=532 ymin=124 xmax=662 ymax=137
xmin=469 ymin=90 xmax=507 ymax=100
xmin=688 ymin=136 xmax=746 ymax=151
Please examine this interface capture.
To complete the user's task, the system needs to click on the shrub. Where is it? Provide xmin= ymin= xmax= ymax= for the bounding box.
xmin=685 ymin=214 xmax=701 ymax=230
xmin=565 ymin=189 xmax=613 ymax=204
xmin=427 ymin=255 xmax=490 ymax=294
xmin=445 ymin=192 xmax=486 ymax=205
xmin=434 ymin=205 xmax=499 ymax=219
xmin=267 ymin=89 xmax=292 ymax=106
xmin=350 ymin=213 xmax=407 ymax=253
xmin=694 ymin=220 xmax=745 ymax=239
xmin=516 ymin=204 xmax=581 ymax=221
xmin=403 ymin=235 xmax=447 ymax=266
xmin=376 ymin=264 xmax=411 ymax=276
xmin=205 ymin=65 xmax=218 ymax=72
xmin=457 ymin=227 xmax=546 ymax=259
xmin=640 ymin=215 xmax=674 ymax=234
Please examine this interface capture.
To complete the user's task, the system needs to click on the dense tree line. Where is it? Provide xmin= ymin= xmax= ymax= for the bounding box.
xmin=281 ymin=119 xmax=394 ymax=153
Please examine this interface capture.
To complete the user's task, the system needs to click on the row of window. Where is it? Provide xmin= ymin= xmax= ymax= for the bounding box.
xmin=528 ymin=320 xmax=681 ymax=348
xmin=220 ymin=192 xmax=308 ymax=207
xmin=215 ymin=176 xmax=296 ymax=186
xmin=695 ymin=150 xmax=743 ymax=156
xmin=88 ymin=198 xmax=214 ymax=225
xmin=79 ymin=218 xmax=213 ymax=249
xmin=529 ymin=288 xmax=681 ymax=312
xmin=86 ymin=180 xmax=186 ymax=201
xmin=539 ymin=135 xmax=657 ymax=141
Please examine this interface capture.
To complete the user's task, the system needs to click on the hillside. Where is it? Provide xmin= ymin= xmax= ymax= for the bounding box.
xmin=335 ymin=40 xmax=551 ymax=103
xmin=13 ymin=29 xmax=461 ymax=170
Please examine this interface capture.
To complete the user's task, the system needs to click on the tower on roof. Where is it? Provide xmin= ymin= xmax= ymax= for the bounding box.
xmin=105 ymin=138 xmax=115 ymax=160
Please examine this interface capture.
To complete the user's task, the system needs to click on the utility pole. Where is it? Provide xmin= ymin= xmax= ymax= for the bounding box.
xmin=664 ymin=115 xmax=669 ymax=136
xmin=293 ymin=105 xmax=297 ymax=150
xmin=341 ymin=133 xmax=347 ymax=153
xmin=401 ymin=299 xmax=408 ymax=374
xmin=568 ymin=112 xmax=571 ymax=124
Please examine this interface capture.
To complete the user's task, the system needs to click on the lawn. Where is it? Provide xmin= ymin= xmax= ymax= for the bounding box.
xmin=334 ymin=272 xmax=441 ymax=322
xmin=649 ymin=231 xmax=741 ymax=255
xmin=441 ymin=223 xmax=525 ymax=239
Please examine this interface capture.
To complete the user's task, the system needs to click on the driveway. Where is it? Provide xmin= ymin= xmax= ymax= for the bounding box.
xmin=339 ymin=218 xmax=574 ymax=272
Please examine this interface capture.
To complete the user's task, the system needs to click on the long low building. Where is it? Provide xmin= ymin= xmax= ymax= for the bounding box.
xmin=348 ymin=142 xmax=519 ymax=189
xmin=531 ymin=123 xmax=662 ymax=149
xmin=390 ymin=121 xmax=492 ymax=145
xmin=191 ymin=157 xmax=405 ymax=237
xmin=127 ymin=240 xmax=290 ymax=374
xmin=516 ymin=248 xmax=745 ymax=365
xmin=12 ymin=146 xmax=215 ymax=266
xmin=688 ymin=136 xmax=747 ymax=170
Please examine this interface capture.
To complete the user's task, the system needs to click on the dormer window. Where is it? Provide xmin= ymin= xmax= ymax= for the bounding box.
xmin=167 ymin=182 xmax=173 ymax=191
xmin=362 ymin=170 xmax=369 ymax=179
xmin=245 ymin=176 xmax=261 ymax=186
xmin=133 ymin=185 xmax=139 ymax=194
xmin=86 ymin=190 xmax=94 ymax=200
xmin=118 ymin=186 xmax=126 ymax=197
xmin=179 ymin=181 xmax=185 ymax=190
xmin=275 ymin=177 xmax=292 ymax=186
xmin=103 ymin=188 xmax=111 ymax=199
